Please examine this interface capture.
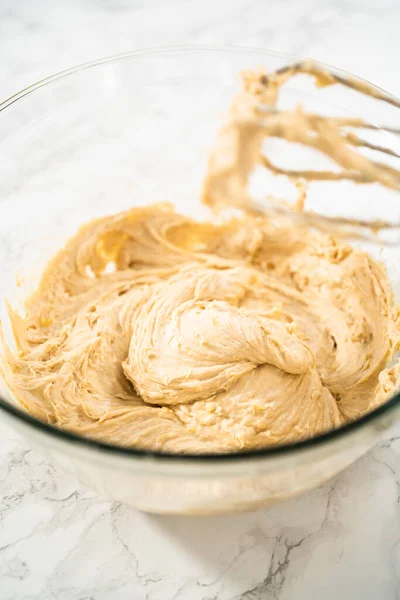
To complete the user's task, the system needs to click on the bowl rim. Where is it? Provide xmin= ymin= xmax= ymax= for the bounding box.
xmin=1 ymin=44 xmax=399 ymax=464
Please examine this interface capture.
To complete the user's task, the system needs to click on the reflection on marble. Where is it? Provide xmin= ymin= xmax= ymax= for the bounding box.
xmin=1 ymin=0 xmax=400 ymax=598
xmin=1 ymin=421 xmax=400 ymax=599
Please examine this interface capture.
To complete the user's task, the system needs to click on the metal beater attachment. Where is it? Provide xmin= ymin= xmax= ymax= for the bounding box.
xmin=202 ymin=60 xmax=400 ymax=240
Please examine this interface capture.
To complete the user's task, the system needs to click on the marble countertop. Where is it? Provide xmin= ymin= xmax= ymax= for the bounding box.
xmin=1 ymin=1 xmax=400 ymax=598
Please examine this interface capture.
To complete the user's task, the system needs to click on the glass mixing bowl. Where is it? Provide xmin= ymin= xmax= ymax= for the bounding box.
xmin=1 ymin=47 xmax=400 ymax=515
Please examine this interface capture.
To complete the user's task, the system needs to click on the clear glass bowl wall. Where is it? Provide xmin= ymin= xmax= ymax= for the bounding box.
xmin=0 ymin=47 xmax=399 ymax=515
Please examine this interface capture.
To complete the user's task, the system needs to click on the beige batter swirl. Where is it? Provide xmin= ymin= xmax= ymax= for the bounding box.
xmin=1 ymin=203 xmax=400 ymax=452
xmin=2 ymin=64 xmax=400 ymax=453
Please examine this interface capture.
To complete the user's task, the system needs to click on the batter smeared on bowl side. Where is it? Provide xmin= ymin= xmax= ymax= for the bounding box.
xmin=1 ymin=66 xmax=400 ymax=453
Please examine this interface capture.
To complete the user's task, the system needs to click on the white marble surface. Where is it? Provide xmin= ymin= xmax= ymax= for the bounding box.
xmin=1 ymin=0 xmax=400 ymax=598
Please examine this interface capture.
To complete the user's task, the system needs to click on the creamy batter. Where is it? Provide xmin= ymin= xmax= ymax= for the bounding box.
xmin=1 ymin=66 xmax=400 ymax=453
xmin=1 ymin=203 xmax=399 ymax=452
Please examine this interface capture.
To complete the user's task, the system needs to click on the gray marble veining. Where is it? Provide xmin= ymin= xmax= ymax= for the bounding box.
xmin=1 ymin=1 xmax=400 ymax=598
